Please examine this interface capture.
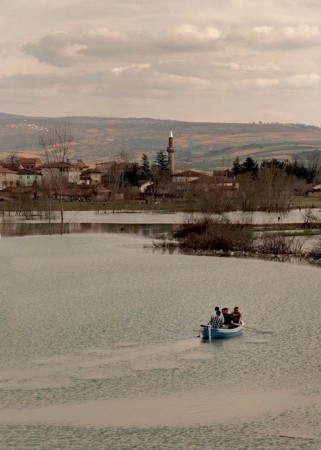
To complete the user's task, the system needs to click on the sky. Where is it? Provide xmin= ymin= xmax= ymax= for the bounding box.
xmin=2 ymin=0 xmax=321 ymax=125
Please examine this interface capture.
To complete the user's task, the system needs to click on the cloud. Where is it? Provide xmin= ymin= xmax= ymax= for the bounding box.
xmin=22 ymin=22 xmax=224 ymax=67
xmin=238 ymin=24 xmax=321 ymax=49
xmin=23 ymin=28 xmax=131 ymax=66
xmin=236 ymin=72 xmax=321 ymax=91
xmin=285 ymin=72 xmax=321 ymax=88
xmin=86 ymin=27 xmax=127 ymax=41
xmin=172 ymin=24 xmax=222 ymax=42
xmin=111 ymin=63 xmax=151 ymax=75
xmin=3 ymin=0 xmax=321 ymax=125
xmin=253 ymin=78 xmax=280 ymax=88
xmin=213 ymin=61 xmax=280 ymax=73
xmin=156 ymin=24 xmax=222 ymax=51
xmin=23 ymin=31 xmax=86 ymax=67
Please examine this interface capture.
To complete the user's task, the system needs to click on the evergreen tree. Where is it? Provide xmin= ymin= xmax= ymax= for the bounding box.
xmin=124 ymin=164 xmax=139 ymax=186
xmin=231 ymin=157 xmax=242 ymax=175
xmin=141 ymin=154 xmax=150 ymax=178
xmin=242 ymin=156 xmax=258 ymax=175
xmin=260 ymin=159 xmax=285 ymax=170
xmin=155 ymin=150 xmax=168 ymax=171
xmin=285 ymin=160 xmax=308 ymax=180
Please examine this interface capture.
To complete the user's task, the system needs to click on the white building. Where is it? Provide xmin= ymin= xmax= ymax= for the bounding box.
xmin=0 ymin=167 xmax=18 ymax=189
xmin=41 ymin=162 xmax=82 ymax=185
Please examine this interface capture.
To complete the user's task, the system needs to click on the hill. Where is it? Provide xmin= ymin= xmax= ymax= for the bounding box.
xmin=0 ymin=112 xmax=320 ymax=170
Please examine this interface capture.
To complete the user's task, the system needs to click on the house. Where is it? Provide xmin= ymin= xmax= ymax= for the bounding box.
xmin=0 ymin=167 xmax=18 ymax=189
xmin=80 ymin=168 xmax=102 ymax=185
xmin=58 ymin=184 xmax=111 ymax=202
xmin=95 ymin=161 xmax=138 ymax=175
xmin=138 ymin=180 xmax=153 ymax=193
xmin=73 ymin=160 xmax=90 ymax=171
xmin=171 ymin=168 xmax=239 ymax=197
xmin=95 ymin=160 xmax=117 ymax=172
xmin=212 ymin=169 xmax=232 ymax=177
xmin=93 ymin=185 xmax=112 ymax=201
xmin=40 ymin=162 xmax=82 ymax=185
xmin=306 ymin=184 xmax=321 ymax=197
xmin=212 ymin=169 xmax=238 ymax=189
xmin=18 ymin=157 xmax=42 ymax=170
xmin=16 ymin=168 xmax=42 ymax=186
xmin=0 ymin=156 xmax=42 ymax=171
xmin=0 ymin=185 xmax=44 ymax=201
xmin=212 ymin=176 xmax=239 ymax=190
xmin=172 ymin=169 xmax=212 ymax=183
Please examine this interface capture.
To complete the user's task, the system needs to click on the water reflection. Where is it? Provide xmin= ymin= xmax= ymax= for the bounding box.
xmin=0 ymin=222 xmax=179 ymax=238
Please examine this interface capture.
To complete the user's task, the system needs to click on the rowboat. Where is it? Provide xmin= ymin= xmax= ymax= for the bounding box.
xmin=200 ymin=323 xmax=244 ymax=339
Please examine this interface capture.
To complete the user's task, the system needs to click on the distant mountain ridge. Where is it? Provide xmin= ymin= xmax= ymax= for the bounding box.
xmin=0 ymin=112 xmax=320 ymax=170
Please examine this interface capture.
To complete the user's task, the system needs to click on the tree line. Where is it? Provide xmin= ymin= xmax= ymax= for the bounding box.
xmin=231 ymin=152 xmax=321 ymax=183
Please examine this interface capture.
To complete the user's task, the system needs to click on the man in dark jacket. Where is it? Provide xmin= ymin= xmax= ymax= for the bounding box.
xmin=222 ymin=308 xmax=232 ymax=327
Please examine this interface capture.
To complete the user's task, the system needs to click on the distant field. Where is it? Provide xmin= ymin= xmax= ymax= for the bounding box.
xmin=0 ymin=113 xmax=320 ymax=169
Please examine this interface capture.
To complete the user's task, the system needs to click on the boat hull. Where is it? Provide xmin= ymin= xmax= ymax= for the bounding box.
xmin=201 ymin=326 xmax=243 ymax=339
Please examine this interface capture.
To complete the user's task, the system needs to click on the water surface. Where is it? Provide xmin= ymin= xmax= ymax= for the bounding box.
xmin=1 ymin=233 xmax=321 ymax=449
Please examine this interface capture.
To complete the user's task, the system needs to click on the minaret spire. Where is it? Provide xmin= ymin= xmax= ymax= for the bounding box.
xmin=167 ymin=131 xmax=175 ymax=174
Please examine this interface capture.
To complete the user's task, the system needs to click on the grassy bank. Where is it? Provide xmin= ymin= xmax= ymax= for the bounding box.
xmin=0 ymin=195 xmax=320 ymax=214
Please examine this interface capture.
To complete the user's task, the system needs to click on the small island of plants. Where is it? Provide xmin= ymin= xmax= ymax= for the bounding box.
xmin=154 ymin=213 xmax=321 ymax=266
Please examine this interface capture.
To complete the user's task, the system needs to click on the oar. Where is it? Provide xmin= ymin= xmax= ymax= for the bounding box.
xmin=198 ymin=324 xmax=209 ymax=338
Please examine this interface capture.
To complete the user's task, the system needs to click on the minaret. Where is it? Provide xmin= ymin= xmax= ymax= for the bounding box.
xmin=167 ymin=130 xmax=175 ymax=174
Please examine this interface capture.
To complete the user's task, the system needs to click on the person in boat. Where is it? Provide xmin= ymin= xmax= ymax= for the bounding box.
xmin=209 ymin=310 xmax=224 ymax=329
xmin=209 ymin=306 xmax=224 ymax=324
xmin=222 ymin=308 xmax=232 ymax=328
xmin=210 ymin=306 xmax=220 ymax=321
xmin=231 ymin=307 xmax=242 ymax=328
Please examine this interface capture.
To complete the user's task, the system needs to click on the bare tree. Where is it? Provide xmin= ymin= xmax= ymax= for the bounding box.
xmin=39 ymin=122 xmax=73 ymax=233
xmin=148 ymin=164 xmax=171 ymax=202
xmin=39 ymin=122 xmax=72 ymax=163
xmin=306 ymin=150 xmax=321 ymax=183
xmin=101 ymin=162 xmax=123 ymax=212
xmin=258 ymin=166 xmax=293 ymax=212
xmin=237 ymin=173 xmax=261 ymax=211
xmin=237 ymin=168 xmax=293 ymax=213
xmin=116 ymin=146 xmax=133 ymax=164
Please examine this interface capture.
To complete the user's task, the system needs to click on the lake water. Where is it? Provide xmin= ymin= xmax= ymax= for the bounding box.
xmin=1 ymin=208 xmax=320 ymax=240
xmin=1 ymin=231 xmax=321 ymax=449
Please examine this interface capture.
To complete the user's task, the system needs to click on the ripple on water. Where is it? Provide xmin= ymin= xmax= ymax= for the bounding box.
xmin=1 ymin=234 xmax=321 ymax=448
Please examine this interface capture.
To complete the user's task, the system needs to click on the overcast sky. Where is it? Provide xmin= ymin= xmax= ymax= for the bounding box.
xmin=2 ymin=0 xmax=321 ymax=125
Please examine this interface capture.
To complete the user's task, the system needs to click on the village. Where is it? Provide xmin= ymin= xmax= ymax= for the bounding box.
xmin=0 ymin=130 xmax=320 ymax=215
xmin=0 ymin=132 xmax=243 ymax=206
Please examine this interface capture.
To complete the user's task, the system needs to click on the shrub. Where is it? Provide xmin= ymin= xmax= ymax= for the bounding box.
xmin=256 ymin=233 xmax=304 ymax=255
xmin=307 ymin=239 xmax=321 ymax=259
xmin=175 ymin=217 xmax=254 ymax=252
xmin=302 ymin=209 xmax=321 ymax=229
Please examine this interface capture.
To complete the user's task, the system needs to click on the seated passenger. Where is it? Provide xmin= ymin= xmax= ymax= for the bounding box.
xmin=209 ymin=306 xmax=220 ymax=322
xmin=231 ymin=307 xmax=242 ymax=327
xmin=222 ymin=308 xmax=232 ymax=327
xmin=209 ymin=310 xmax=224 ymax=329
xmin=210 ymin=306 xmax=220 ymax=318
